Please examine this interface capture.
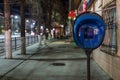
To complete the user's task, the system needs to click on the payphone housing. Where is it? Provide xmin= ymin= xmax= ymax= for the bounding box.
xmin=73 ymin=12 xmax=106 ymax=49
xmin=73 ymin=12 xmax=106 ymax=80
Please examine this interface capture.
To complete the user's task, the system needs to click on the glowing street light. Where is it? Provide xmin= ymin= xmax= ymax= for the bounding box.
xmin=40 ymin=26 xmax=43 ymax=30
xmin=14 ymin=15 xmax=19 ymax=19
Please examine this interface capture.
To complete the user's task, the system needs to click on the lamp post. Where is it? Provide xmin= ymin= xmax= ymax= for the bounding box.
xmin=68 ymin=0 xmax=72 ymax=36
xmin=11 ymin=15 xmax=14 ymax=35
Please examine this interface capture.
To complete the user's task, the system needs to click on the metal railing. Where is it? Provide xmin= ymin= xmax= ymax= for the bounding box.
xmin=0 ymin=35 xmax=38 ymax=54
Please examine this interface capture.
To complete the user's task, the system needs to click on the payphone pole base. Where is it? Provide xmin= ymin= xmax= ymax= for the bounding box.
xmin=85 ymin=49 xmax=92 ymax=80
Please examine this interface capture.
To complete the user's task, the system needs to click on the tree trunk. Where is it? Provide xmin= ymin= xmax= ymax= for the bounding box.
xmin=20 ymin=0 xmax=26 ymax=55
xmin=4 ymin=0 xmax=12 ymax=59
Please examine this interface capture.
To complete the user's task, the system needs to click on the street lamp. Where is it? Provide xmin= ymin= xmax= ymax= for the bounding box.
xmin=11 ymin=15 xmax=14 ymax=35
xmin=40 ymin=26 xmax=43 ymax=30
xmin=14 ymin=15 xmax=18 ymax=19
xmin=26 ymin=19 xmax=29 ymax=23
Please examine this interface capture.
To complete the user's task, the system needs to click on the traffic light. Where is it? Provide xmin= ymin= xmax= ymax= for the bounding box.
xmin=68 ymin=10 xmax=76 ymax=20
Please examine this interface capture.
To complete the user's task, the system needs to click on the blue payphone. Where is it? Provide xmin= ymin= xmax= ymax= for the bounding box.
xmin=73 ymin=12 xmax=106 ymax=49
xmin=73 ymin=12 xmax=106 ymax=80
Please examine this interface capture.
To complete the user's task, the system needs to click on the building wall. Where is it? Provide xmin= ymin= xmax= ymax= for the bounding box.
xmin=91 ymin=0 xmax=120 ymax=80
xmin=88 ymin=0 xmax=102 ymax=14
xmin=77 ymin=0 xmax=120 ymax=79
xmin=93 ymin=49 xmax=120 ymax=80
xmin=94 ymin=0 xmax=102 ymax=15
xmin=116 ymin=0 xmax=120 ymax=56
xmin=102 ymin=0 xmax=113 ymax=7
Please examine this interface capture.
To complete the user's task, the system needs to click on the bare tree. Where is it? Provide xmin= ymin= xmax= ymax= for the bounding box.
xmin=4 ymin=0 xmax=12 ymax=59
xmin=20 ymin=0 xmax=26 ymax=55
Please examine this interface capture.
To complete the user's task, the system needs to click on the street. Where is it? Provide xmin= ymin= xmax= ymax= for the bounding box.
xmin=0 ymin=40 xmax=110 ymax=80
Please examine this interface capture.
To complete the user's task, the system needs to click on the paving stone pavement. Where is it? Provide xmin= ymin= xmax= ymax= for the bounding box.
xmin=0 ymin=40 xmax=111 ymax=80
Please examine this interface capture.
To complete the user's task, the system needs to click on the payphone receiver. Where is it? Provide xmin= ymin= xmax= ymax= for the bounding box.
xmin=73 ymin=12 xmax=106 ymax=80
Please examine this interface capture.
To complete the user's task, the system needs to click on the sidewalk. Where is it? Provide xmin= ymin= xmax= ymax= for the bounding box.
xmin=0 ymin=43 xmax=40 ymax=79
xmin=0 ymin=40 xmax=111 ymax=80
xmin=0 ymin=39 xmax=54 ymax=79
